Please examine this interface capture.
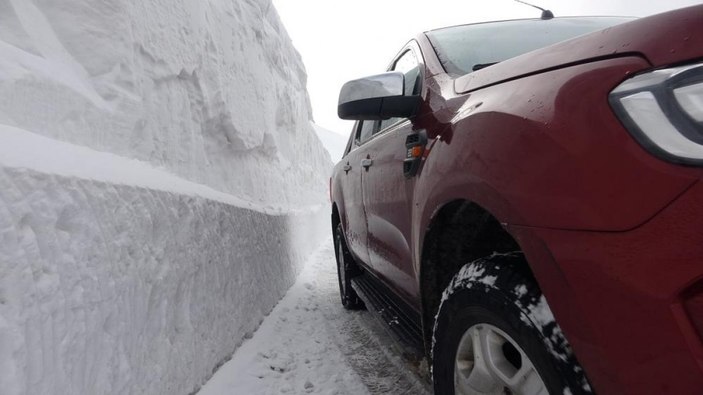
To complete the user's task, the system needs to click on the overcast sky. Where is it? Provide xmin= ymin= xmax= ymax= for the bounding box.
xmin=272 ymin=0 xmax=702 ymax=136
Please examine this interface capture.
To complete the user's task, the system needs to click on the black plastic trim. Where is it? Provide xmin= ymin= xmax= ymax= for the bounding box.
xmin=351 ymin=273 xmax=424 ymax=354
xmin=403 ymin=131 xmax=427 ymax=178
xmin=338 ymin=95 xmax=421 ymax=121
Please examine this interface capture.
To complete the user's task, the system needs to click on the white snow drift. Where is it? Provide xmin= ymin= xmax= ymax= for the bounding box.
xmin=0 ymin=1 xmax=330 ymax=394
xmin=312 ymin=123 xmax=348 ymax=164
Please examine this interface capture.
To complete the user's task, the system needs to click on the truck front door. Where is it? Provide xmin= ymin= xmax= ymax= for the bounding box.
xmin=339 ymin=121 xmax=375 ymax=266
xmin=361 ymin=44 xmax=425 ymax=306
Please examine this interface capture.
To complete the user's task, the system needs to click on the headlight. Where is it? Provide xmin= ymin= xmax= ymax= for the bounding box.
xmin=610 ymin=63 xmax=703 ymax=165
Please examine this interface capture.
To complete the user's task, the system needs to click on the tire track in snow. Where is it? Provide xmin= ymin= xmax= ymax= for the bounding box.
xmin=198 ymin=239 xmax=430 ymax=395
xmin=315 ymin=250 xmax=430 ymax=394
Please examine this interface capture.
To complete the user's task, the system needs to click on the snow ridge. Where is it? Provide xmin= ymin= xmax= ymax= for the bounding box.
xmin=0 ymin=125 xmax=322 ymax=215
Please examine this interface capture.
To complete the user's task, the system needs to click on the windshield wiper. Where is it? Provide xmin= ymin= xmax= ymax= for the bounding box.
xmin=472 ymin=62 xmax=499 ymax=71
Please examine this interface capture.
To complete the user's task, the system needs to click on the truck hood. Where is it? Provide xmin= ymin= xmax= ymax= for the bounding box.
xmin=454 ymin=5 xmax=703 ymax=94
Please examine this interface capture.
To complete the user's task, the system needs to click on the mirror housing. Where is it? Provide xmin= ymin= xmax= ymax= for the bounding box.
xmin=338 ymin=72 xmax=421 ymax=120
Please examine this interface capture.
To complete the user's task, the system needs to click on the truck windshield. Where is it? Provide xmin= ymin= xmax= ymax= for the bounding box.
xmin=426 ymin=17 xmax=634 ymax=76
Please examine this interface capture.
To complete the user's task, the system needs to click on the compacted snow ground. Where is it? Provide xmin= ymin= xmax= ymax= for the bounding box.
xmin=198 ymin=240 xmax=431 ymax=395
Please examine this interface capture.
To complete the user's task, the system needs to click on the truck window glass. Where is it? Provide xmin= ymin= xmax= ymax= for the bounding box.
xmin=426 ymin=17 xmax=633 ymax=76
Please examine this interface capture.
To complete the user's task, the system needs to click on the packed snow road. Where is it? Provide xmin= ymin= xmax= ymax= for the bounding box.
xmin=198 ymin=240 xmax=431 ymax=395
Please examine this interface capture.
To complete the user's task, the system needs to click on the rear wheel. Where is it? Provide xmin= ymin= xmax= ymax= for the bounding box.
xmin=335 ymin=223 xmax=364 ymax=310
xmin=431 ymin=253 xmax=592 ymax=395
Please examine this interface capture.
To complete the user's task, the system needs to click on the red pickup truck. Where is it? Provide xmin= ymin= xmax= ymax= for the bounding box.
xmin=330 ymin=6 xmax=703 ymax=395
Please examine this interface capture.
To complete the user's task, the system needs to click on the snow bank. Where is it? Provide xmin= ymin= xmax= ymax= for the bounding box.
xmin=0 ymin=1 xmax=330 ymax=394
xmin=0 ymin=0 xmax=329 ymax=208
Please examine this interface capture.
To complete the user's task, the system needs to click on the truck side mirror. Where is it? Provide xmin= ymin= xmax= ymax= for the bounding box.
xmin=338 ymin=72 xmax=421 ymax=120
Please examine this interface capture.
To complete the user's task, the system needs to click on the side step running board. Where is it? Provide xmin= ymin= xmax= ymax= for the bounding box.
xmin=351 ymin=273 xmax=424 ymax=355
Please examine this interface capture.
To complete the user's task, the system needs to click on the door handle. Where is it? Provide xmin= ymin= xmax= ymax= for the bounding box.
xmin=361 ymin=158 xmax=373 ymax=170
xmin=343 ymin=163 xmax=352 ymax=174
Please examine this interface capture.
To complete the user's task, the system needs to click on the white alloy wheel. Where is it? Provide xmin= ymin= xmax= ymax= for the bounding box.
xmin=454 ymin=323 xmax=547 ymax=395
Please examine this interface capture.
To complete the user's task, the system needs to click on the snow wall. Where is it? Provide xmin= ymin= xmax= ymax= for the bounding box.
xmin=0 ymin=1 xmax=331 ymax=394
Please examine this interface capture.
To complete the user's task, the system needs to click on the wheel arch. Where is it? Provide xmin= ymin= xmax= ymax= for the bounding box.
xmin=418 ymin=199 xmax=531 ymax=356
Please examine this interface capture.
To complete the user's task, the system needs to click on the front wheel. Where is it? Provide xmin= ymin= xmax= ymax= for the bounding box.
xmin=431 ymin=253 xmax=592 ymax=395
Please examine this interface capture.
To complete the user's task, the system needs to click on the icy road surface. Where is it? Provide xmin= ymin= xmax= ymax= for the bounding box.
xmin=198 ymin=240 xmax=431 ymax=395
